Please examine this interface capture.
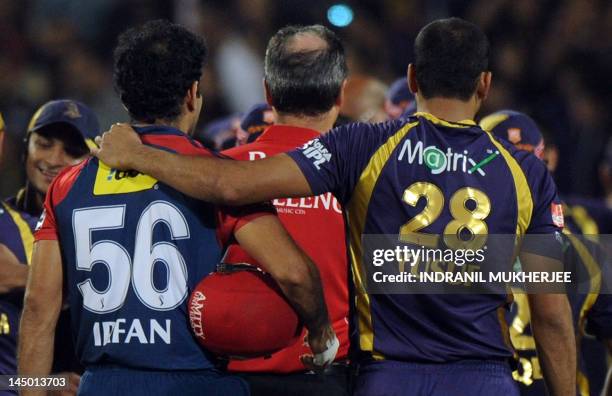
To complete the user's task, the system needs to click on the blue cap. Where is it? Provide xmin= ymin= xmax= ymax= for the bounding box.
xmin=479 ymin=110 xmax=545 ymax=159
xmin=240 ymin=103 xmax=274 ymax=134
xmin=386 ymin=78 xmax=413 ymax=105
xmin=28 ymin=100 xmax=100 ymax=145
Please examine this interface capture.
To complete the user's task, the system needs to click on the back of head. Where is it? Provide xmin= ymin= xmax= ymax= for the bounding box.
xmin=113 ymin=19 xmax=208 ymax=123
xmin=264 ymin=24 xmax=347 ymax=117
xmin=340 ymin=74 xmax=388 ymax=123
xmin=415 ymin=17 xmax=489 ymax=101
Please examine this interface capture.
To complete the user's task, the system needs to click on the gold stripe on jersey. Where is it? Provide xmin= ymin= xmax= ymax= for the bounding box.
xmin=414 ymin=112 xmax=477 ymax=127
xmin=2 ymin=202 xmax=34 ymax=265
xmin=563 ymin=203 xmax=599 ymax=241
xmin=483 ymin=133 xmax=533 ymax=235
xmin=479 ymin=113 xmax=510 ymax=133
xmin=564 ymin=230 xmax=601 ymax=329
xmin=346 ymin=120 xmax=418 ymax=359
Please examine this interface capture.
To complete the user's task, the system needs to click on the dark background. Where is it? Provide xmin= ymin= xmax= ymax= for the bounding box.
xmin=0 ymin=0 xmax=610 ymax=202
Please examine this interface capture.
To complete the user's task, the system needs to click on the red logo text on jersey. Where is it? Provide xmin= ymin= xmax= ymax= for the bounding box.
xmin=551 ymin=203 xmax=564 ymax=228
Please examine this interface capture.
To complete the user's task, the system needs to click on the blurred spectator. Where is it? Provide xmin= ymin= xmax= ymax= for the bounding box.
xmin=0 ymin=0 xmax=610 ymax=201
xmin=384 ymin=77 xmax=416 ymax=119
xmin=238 ymin=103 xmax=275 ymax=145
xmin=339 ymin=74 xmax=387 ymax=123
xmin=195 ymin=114 xmax=242 ymax=151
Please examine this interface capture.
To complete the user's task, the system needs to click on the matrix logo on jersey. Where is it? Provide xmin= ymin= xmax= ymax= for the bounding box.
xmin=302 ymin=139 xmax=331 ymax=170
xmin=398 ymin=139 xmax=495 ymax=176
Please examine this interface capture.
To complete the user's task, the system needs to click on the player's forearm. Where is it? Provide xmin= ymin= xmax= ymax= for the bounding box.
xmin=529 ymin=294 xmax=576 ymax=396
xmin=17 ymin=297 xmax=57 ymax=385
xmin=0 ymin=262 xmax=28 ymax=293
xmin=274 ymin=255 xmax=331 ymax=335
xmin=127 ymin=144 xmax=253 ymax=204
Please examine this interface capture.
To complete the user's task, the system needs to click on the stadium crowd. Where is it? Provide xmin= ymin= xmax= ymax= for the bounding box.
xmin=0 ymin=0 xmax=611 ymax=201
xmin=0 ymin=1 xmax=611 ymax=396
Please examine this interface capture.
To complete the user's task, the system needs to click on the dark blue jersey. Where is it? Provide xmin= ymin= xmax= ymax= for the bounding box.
xmin=510 ymin=230 xmax=612 ymax=396
xmin=0 ymin=201 xmax=36 ymax=377
xmin=288 ymin=112 xmax=563 ymax=363
xmin=35 ymin=125 xmax=270 ymax=371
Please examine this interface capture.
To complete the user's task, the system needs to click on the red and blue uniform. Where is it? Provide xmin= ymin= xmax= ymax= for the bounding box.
xmin=287 ymin=112 xmax=563 ymax=396
xmin=35 ymin=125 xmax=271 ymax=395
xmin=223 ymin=125 xmax=349 ymax=374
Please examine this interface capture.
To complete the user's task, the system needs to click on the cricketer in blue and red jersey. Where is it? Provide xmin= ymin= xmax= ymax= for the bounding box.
xmin=93 ymin=18 xmax=576 ymax=396
xmin=18 ymin=20 xmax=336 ymax=396
xmin=481 ymin=110 xmax=612 ymax=396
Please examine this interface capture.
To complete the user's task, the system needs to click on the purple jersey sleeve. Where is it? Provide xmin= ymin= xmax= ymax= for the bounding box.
xmin=517 ymin=152 xmax=564 ymax=234
xmin=287 ymin=121 xmax=401 ymax=204
xmin=513 ymin=150 xmax=564 ymax=259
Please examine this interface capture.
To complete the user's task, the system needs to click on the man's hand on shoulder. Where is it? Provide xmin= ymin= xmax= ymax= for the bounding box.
xmin=92 ymin=123 xmax=145 ymax=170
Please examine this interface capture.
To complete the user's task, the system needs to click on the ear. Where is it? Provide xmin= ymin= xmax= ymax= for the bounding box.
xmin=263 ymin=79 xmax=274 ymax=107
xmin=335 ymin=79 xmax=348 ymax=108
xmin=185 ymin=81 xmax=199 ymax=112
xmin=477 ymin=71 xmax=492 ymax=101
xmin=407 ymin=64 xmax=418 ymax=94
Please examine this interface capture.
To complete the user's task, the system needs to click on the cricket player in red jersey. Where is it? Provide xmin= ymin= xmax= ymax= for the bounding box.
xmin=222 ymin=25 xmax=350 ymax=396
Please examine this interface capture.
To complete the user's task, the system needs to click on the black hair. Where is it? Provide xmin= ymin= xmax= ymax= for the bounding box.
xmin=30 ymin=123 xmax=89 ymax=158
xmin=264 ymin=25 xmax=348 ymax=116
xmin=113 ymin=19 xmax=207 ymax=123
xmin=414 ymin=17 xmax=489 ymax=101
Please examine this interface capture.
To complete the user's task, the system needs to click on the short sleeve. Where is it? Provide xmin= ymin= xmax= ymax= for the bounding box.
xmin=515 ymin=152 xmax=564 ymax=259
xmin=286 ymin=121 xmax=394 ymax=204
xmin=521 ymin=154 xmax=564 ymax=234
xmin=216 ymin=202 xmax=277 ymax=247
xmin=34 ymin=182 xmax=59 ymax=241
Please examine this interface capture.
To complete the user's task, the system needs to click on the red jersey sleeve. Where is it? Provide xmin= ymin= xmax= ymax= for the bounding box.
xmin=34 ymin=178 xmax=60 ymax=241
xmin=215 ymin=203 xmax=277 ymax=247
xmin=34 ymin=160 xmax=87 ymax=241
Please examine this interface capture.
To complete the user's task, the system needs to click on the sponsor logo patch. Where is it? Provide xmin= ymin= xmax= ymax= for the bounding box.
xmin=551 ymin=203 xmax=564 ymax=228
xmin=302 ymin=139 xmax=332 ymax=170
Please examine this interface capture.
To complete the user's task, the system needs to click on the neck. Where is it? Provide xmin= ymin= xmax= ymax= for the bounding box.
xmin=133 ymin=116 xmax=192 ymax=135
xmin=416 ymin=96 xmax=479 ymax=123
xmin=274 ymin=110 xmax=337 ymax=134
xmin=19 ymin=183 xmax=44 ymax=217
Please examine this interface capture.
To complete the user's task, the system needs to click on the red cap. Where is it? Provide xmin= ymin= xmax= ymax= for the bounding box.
xmin=189 ymin=270 xmax=302 ymax=358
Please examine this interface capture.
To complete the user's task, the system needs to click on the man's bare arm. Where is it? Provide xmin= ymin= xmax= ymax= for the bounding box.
xmin=0 ymin=244 xmax=28 ymax=293
xmin=18 ymin=240 xmax=63 ymax=395
xmin=521 ymin=251 xmax=576 ymax=396
xmin=528 ymin=292 xmax=575 ymax=396
xmin=233 ymin=214 xmax=337 ymax=365
xmin=93 ymin=124 xmax=312 ymax=205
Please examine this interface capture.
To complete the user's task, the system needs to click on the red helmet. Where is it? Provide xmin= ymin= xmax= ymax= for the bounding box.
xmin=189 ymin=268 xmax=302 ymax=358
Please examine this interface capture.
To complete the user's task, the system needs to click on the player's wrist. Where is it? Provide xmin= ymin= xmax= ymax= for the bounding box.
xmin=129 ymin=144 xmax=153 ymax=171
xmin=307 ymin=321 xmax=334 ymax=346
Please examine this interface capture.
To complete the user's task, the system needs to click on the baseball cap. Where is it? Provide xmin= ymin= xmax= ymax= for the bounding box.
xmin=479 ymin=110 xmax=545 ymax=159
xmin=27 ymin=99 xmax=100 ymax=149
xmin=386 ymin=77 xmax=414 ymax=105
xmin=240 ymin=103 xmax=274 ymax=144
xmin=385 ymin=77 xmax=415 ymax=119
